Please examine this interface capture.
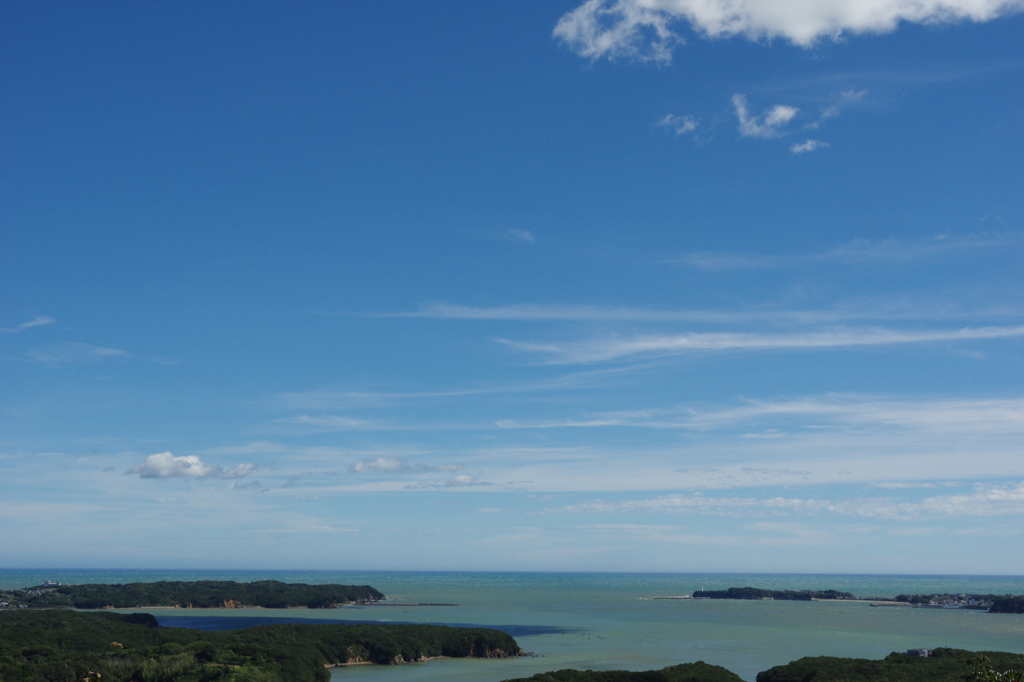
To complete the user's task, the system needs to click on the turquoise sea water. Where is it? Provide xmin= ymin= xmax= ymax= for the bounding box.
xmin=2 ymin=570 xmax=1022 ymax=682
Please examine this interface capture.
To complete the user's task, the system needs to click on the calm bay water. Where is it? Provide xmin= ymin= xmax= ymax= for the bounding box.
xmin=2 ymin=570 xmax=1022 ymax=682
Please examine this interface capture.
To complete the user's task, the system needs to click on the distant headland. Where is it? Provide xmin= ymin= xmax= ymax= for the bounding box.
xmin=685 ymin=586 xmax=1024 ymax=613
xmin=0 ymin=579 xmax=384 ymax=610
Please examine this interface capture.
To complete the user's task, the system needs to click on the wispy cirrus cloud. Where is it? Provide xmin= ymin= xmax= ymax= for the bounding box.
xmin=23 ymin=342 xmax=129 ymax=365
xmin=126 ymin=452 xmax=257 ymax=480
xmin=549 ymin=481 xmax=1024 ymax=519
xmin=498 ymin=324 xmax=1024 ymax=363
xmin=656 ymin=113 xmax=699 ymax=136
xmin=501 ymin=228 xmax=536 ymax=243
xmin=678 ymin=395 xmax=1024 ymax=434
xmin=1 ymin=316 xmax=55 ymax=333
xmin=554 ymin=0 xmax=1024 ymax=64
xmin=199 ymin=441 xmax=291 ymax=456
xmin=380 ymin=299 xmax=1023 ymax=324
xmin=406 ymin=474 xmax=492 ymax=489
xmin=274 ymin=415 xmax=373 ymax=430
xmin=673 ymin=233 xmax=1022 ymax=270
xmin=806 ymin=89 xmax=868 ymax=129
xmin=349 ymin=456 xmax=463 ymax=474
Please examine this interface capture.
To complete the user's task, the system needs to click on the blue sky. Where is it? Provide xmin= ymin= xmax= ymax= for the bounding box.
xmin=2 ymin=0 xmax=1023 ymax=574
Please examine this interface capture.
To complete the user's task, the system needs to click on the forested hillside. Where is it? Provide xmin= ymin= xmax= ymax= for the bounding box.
xmin=0 ymin=609 xmax=519 ymax=682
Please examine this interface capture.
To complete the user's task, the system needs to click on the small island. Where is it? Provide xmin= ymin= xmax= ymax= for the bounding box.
xmin=0 ymin=579 xmax=384 ymax=610
xmin=691 ymin=587 xmax=855 ymax=601
xmin=502 ymin=661 xmax=744 ymax=682
xmin=0 ymin=608 xmax=520 ymax=682
xmin=687 ymin=586 xmax=1024 ymax=613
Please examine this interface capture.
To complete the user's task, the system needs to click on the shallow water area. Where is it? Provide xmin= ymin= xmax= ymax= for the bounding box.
xmin=4 ymin=570 xmax=1023 ymax=682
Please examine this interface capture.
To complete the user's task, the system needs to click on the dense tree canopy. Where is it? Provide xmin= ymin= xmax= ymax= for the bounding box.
xmin=755 ymin=649 xmax=1024 ymax=682
xmin=0 ymin=610 xmax=519 ymax=682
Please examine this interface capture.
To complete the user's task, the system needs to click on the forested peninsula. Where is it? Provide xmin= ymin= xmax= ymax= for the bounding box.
xmin=0 ymin=580 xmax=383 ymax=609
xmin=502 ymin=649 xmax=1024 ymax=682
xmin=0 ymin=609 xmax=520 ymax=682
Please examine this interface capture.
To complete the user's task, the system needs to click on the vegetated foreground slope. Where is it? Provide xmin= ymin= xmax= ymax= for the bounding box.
xmin=755 ymin=648 xmax=1024 ymax=682
xmin=0 ymin=610 xmax=519 ymax=682
xmin=500 ymin=649 xmax=1024 ymax=682
xmin=2 ymin=580 xmax=384 ymax=609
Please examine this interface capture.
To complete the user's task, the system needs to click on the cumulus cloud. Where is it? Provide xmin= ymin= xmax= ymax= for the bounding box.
xmin=554 ymin=0 xmax=1024 ymax=63
xmin=1 ymin=316 xmax=55 ymax=333
xmin=733 ymin=95 xmax=799 ymax=138
xmin=126 ymin=452 xmax=257 ymax=479
xmin=791 ymin=139 xmax=829 ymax=153
xmin=349 ymin=456 xmax=463 ymax=474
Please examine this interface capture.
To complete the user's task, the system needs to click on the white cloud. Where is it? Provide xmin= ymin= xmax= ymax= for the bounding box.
xmin=1 ymin=316 xmax=55 ymax=333
xmin=733 ymin=95 xmax=799 ymax=138
xmin=349 ymin=456 xmax=463 ymax=474
xmin=24 ymin=342 xmax=128 ymax=364
xmin=554 ymin=0 xmax=1024 ymax=62
xmin=554 ymin=0 xmax=679 ymax=63
xmin=791 ymin=139 xmax=829 ymax=153
xmin=657 ymin=114 xmax=699 ymax=135
xmin=126 ymin=452 xmax=257 ymax=479
xmin=499 ymin=324 xmax=1024 ymax=363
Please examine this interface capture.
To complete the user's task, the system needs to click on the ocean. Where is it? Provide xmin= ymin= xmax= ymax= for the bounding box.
xmin=2 ymin=569 xmax=1022 ymax=682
